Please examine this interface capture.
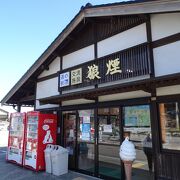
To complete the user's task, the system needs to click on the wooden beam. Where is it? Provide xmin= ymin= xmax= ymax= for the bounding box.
xmin=84 ymin=96 xmax=96 ymax=101
xmin=152 ymin=33 xmax=180 ymax=48
xmin=19 ymin=95 xmax=35 ymax=102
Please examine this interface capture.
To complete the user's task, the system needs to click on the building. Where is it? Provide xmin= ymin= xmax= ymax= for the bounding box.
xmin=0 ymin=108 xmax=8 ymax=122
xmin=1 ymin=0 xmax=180 ymax=179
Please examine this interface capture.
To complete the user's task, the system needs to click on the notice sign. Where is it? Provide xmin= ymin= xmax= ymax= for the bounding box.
xmin=83 ymin=116 xmax=90 ymax=124
xmin=71 ymin=68 xmax=82 ymax=85
xmin=59 ymin=72 xmax=70 ymax=87
xmin=82 ymin=123 xmax=90 ymax=141
xmin=103 ymin=124 xmax=112 ymax=133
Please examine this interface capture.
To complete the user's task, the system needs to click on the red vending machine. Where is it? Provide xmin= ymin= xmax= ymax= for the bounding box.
xmin=24 ymin=111 xmax=57 ymax=171
xmin=7 ymin=112 xmax=26 ymax=165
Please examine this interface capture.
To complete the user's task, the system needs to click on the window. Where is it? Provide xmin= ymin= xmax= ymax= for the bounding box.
xmin=159 ymin=102 xmax=180 ymax=150
xmin=123 ymin=105 xmax=154 ymax=176
xmin=124 ymin=105 xmax=151 ymax=127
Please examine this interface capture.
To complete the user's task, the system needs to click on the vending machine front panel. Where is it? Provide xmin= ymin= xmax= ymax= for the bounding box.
xmin=37 ymin=113 xmax=57 ymax=170
xmin=24 ymin=112 xmax=38 ymax=169
xmin=24 ymin=111 xmax=57 ymax=171
xmin=7 ymin=112 xmax=26 ymax=165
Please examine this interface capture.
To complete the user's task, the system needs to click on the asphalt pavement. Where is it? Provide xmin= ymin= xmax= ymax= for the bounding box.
xmin=0 ymin=147 xmax=101 ymax=180
xmin=0 ymin=126 xmax=101 ymax=180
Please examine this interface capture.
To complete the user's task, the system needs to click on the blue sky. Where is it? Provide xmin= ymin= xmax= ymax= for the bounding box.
xmin=0 ymin=0 xmax=127 ymax=111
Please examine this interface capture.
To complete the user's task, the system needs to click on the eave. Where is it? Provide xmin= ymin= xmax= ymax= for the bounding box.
xmin=84 ymin=0 xmax=180 ymax=17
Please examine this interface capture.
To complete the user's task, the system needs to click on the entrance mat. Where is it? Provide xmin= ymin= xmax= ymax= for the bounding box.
xmin=87 ymin=166 xmax=121 ymax=179
xmin=87 ymin=166 xmax=152 ymax=179
xmin=99 ymin=166 xmax=121 ymax=179
xmin=72 ymin=178 xmax=88 ymax=180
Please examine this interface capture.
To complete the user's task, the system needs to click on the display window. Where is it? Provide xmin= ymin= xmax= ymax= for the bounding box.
xmin=159 ymin=102 xmax=180 ymax=150
xmin=123 ymin=105 xmax=154 ymax=179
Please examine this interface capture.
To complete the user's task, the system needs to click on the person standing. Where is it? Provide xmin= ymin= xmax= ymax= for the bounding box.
xmin=143 ymin=133 xmax=153 ymax=172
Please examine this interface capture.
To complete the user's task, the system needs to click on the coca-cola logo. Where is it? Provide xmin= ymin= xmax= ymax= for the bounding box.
xmin=44 ymin=119 xmax=54 ymax=124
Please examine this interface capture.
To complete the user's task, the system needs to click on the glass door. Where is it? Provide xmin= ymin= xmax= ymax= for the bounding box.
xmin=63 ymin=111 xmax=76 ymax=169
xmin=123 ymin=105 xmax=154 ymax=180
xmin=77 ymin=109 xmax=95 ymax=175
xmin=98 ymin=108 xmax=121 ymax=179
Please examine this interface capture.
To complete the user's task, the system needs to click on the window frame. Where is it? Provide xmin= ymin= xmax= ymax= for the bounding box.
xmin=157 ymin=97 xmax=180 ymax=154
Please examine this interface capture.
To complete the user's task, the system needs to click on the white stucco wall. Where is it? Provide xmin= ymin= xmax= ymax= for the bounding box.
xmin=151 ymin=13 xmax=180 ymax=41
xmin=36 ymin=78 xmax=59 ymax=99
xmin=62 ymin=99 xmax=95 ymax=106
xmin=35 ymin=100 xmax=59 ymax=110
xmin=38 ymin=56 xmax=60 ymax=78
xmin=97 ymin=23 xmax=147 ymax=58
xmin=157 ymin=85 xmax=180 ymax=96
xmin=62 ymin=45 xmax=94 ymax=69
xmin=36 ymin=78 xmax=59 ymax=109
xmin=99 ymin=90 xmax=151 ymax=102
xmin=153 ymin=41 xmax=180 ymax=77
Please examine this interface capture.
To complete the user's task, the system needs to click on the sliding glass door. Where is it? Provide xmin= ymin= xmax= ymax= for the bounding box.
xmin=98 ymin=108 xmax=121 ymax=179
xmin=77 ymin=107 xmax=122 ymax=179
xmin=77 ymin=109 xmax=95 ymax=175
xmin=62 ymin=104 xmax=154 ymax=180
xmin=63 ymin=111 xmax=76 ymax=169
